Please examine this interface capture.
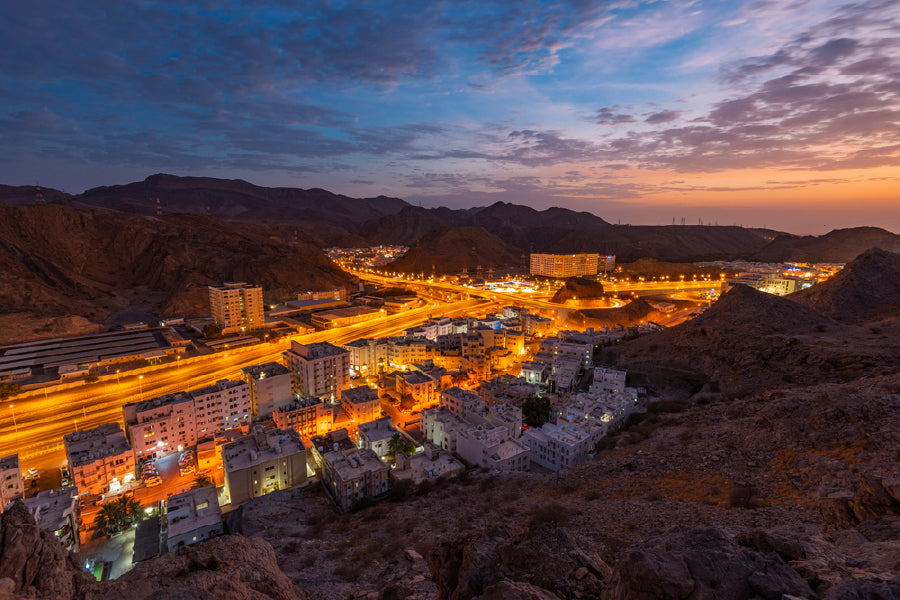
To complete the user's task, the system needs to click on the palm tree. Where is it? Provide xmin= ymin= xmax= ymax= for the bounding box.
xmin=387 ymin=433 xmax=406 ymax=458
xmin=192 ymin=474 xmax=214 ymax=489
xmin=94 ymin=501 xmax=125 ymax=535
xmin=119 ymin=496 xmax=144 ymax=526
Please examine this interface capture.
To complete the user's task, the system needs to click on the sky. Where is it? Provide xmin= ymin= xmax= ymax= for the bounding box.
xmin=0 ymin=0 xmax=898 ymax=234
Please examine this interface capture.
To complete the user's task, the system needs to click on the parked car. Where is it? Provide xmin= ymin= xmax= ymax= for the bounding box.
xmin=60 ymin=464 xmax=70 ymax=479
xmin=25 ymin=468 xmax=39 ymax=479
xmin=145 ymin=476 xmax=162 ymax=487
xmin=61 ymin=478 xmax=70 ymax=488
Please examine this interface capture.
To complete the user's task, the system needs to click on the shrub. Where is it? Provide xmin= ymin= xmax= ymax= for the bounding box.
xmin=529 ymin=502 xmax=570 ymax=527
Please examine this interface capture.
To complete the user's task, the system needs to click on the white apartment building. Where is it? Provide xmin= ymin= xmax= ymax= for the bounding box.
xmin=165 ymin=485 xmax=223 ymax=552
xmin=530 ymin=253 xmax=600 ymax=278
xmin=241 ymin=362 xmax=294 ymax=418
xmin=591 ymin=367 xmax=627 ymax=395
xmin=421 ymin=406 xmax=472 ymax=453
xmin=423 ymin=318 xmax=454 ymax=342
xmin=343 ymin=338 xmax=389 ymax=378
xmin=522 ymin=421 xmax=599 ymax=472
xmin=64 ymin=423 xmax=135 ymax=498
xmin=319 ymin=447 xmax=389 ymax=512
xmin=440 ymin=386 xmax=485 ymax=419
xmin=222 ymin=426 xmax=307 ymax=506
xmin=387 ymin=337 xmax=433 ymax=369
xmin=272 ymin=397 xmax=333 ymax=441
xmin=357 ymin=416 xmax=398 ymax=458
xmin=123 ymin=379 xmax=251 ymax=459
xmin=487 ymin=404 xmax=523 ymax=440
xmin=23 ymin=487 xmax=80 ymax=552
xmin=0 ymin=454 xmax=24 ymax=510
xmin=208 ymin=282 xmax=264 ymax=333
xmin=283 ymin=341 xmax=350 ymax=402
xmin=340 ymin=386 xmax=381 ymax=424
xmin=456 ymin=423 xmax=530 ymax=472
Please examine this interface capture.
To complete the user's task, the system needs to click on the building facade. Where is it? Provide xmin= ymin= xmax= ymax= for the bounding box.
xmin=165 ymin=485 xmax=223 ymax=552
xmin=23 ymin=487 xmax=80 ymax=552
xmin=64 ymin=423 xmax=135 ymax=498
xmin=272 ymin=398 xmax=333 ymax=440
xmin=241 ymin=362 xmax=294 ymax=418
xmin=530 ymin=253 xmax=600 ymax=278
xmin=0 ymin=454 xmax=24 ymax=510
xmin=222 ymin=426 xmax=307 ymax=506
xmin=340 ymin=386 xmax=381 ymax=425
xmin=283 ymin=341 xmax=350 ymax=402
xmin=208 ymin=282 xmax=264 ymax=333
xmin=319 ymin=447 xmax=389 ymax=512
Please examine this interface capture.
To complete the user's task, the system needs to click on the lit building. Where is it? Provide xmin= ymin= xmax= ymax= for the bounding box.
xmin=342 ymin=338 xmax=389 ymax=378
xmin=395 ymin=371 xmax=437 ymax=410
xmin=318 ymin=446 xmax=389 ymax=512
xmin=208 ymin=282 xmax=264 ymax=333
xmin=272 ymin=397 xmax=333 ymax=440
xmin=23 ymin=487 xmax=80 ymax=552
xmin=591 ymin=367 xmax=627 ymax=395
xmin=222 ymin=425 xmax=307 ymax=506
xmin=340 ymin=386 xmax=381 ymax=425
xmin=0 ymin=454 xmax=24 ymax=510
xmin=530 ymin=253 xmax=600 ymax=278
xmin=311 ymin=306 xmax=382 ymax=329
xmin=241 ymin=363 xmax=294 ymax=418
xmin=421 ymin=406 xmax=472 ymax=453
xmin=440 ymin=386 xmax=485 ymax=419
xmin=165 ymin=485 xmax=223 ymax=552
xmin=282 ymin=341 xmax=350 ymax=402
xmin=123 ymin=379 xmax=251 ymax=459
xmin=64 ymin=423 xmax=135 ymax=498
xmin=357 ymin=416 xmax=398 ymax=458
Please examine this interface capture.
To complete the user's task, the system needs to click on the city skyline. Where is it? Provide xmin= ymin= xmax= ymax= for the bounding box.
xmin=1 ymin=1 xmax=898 ymax=234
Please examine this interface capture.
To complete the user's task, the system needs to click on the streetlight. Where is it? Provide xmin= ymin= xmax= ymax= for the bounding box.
xmin=138 ymin=375 xmax=144 ymax=401
xmin=116 ymin=369 xmax=121 ymax=385
xmin=9 ymin=404 xmax=17 ymax=441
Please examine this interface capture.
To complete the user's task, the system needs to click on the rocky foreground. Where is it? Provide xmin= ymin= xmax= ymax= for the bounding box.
xmin=1 ymin=251 xmax=899 ymax=600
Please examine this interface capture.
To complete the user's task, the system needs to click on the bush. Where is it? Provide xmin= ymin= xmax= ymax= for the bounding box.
xmin=529 ymin=502 xmax=570 ymax=527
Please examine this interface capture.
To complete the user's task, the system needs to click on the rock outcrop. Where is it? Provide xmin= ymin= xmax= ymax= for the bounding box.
xmin=551 ymin=277 xmax=605 ymax=303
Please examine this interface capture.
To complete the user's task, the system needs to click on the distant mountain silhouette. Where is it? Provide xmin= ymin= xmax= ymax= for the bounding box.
xmin=384 ymin=226 xmax=521 ymax=275
xmin=751 ymin=227 xmax=900 ymax=263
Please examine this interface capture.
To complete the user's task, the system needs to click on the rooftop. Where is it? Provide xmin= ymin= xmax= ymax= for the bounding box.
xmin=287 ymin=340 xmax=349 ymax=360
xmin=399 ymin=371 xmax=434 ymax=386
xmin=0 ymin=454 xmax=19 ymax=471
xmin=222 ymin=426 xmax=305 ymax=472
xmin=190 ymin=379 xmax=248 ymax=398
xmin=341 ymin=386 xmax=378 ymax=405
xmin=274 ymin=397 xmax=326 ymax=412
xmin=64 ymin=423 xmax=132 ymax=467
xmin=311 ymin=428 xmax=357 ymax=454
xmin=166 ymin=485 xmax=222 ymax=539
xmin=323 ymin=448 xmax=387 ymax=481
xmin=23 ymin=487 xmax=78 ymax=531
xmin=241 ymin=362 xmax=291 ymax=379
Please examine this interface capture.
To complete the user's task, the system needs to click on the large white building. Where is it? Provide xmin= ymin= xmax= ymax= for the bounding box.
xmin=123 ymin=379 xmax=251 ymax=459
xmin=456 ymin=423 xmax=530 ymax=472
xmin=318 ymin=446 xmax=389 ymax=512
xmin=208 ymin=282 xmax=264 ymax=333
xmin=241 ymin=362 xmax=294 ymax=418
xmin=591 ymin=367 xmax=627 ymax=395
xmin=222 ymin=425 xmax=307 ymax=506
xmin=283 ymin=341 xmax=350 ymax=402
xmin=0 ymin=454 xmax=24 ymax=511
xmin=165 ymin=485 xmax=223 ymax=552
xmin=530 ymin=253 xmax=600 ymax=278
xmin=440 ymin=386 xmax=485 ymax=418
xmin=522 ymin=421 xmax=600 ymax=472
xmin=357 ymin=416 xmax=398 ymax=458
xmin=64 ymin=423 xmax=135 ymax=498
xmin=23 ymin=487 xmax=80 ymax=552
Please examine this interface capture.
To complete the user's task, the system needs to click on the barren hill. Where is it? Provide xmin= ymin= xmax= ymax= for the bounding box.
xmin=74 ymin=173 xmax=409 ymax=229
xmin=0 ymin=184 xmax=70 ymax=206
xmin=790 ymin=248 xmax=900 ymax=322
xmin=751 ymin=227 xmax=900 ymax=263
xmin=567 ymin=297 xmax=663 ymax=329
xmin=385 ymin=226 xmax=522 ymax=275
xmin=0 ymin=205 xmax=351 ymax=343
xmin=551 ymin=277 xmax=605 ymax=303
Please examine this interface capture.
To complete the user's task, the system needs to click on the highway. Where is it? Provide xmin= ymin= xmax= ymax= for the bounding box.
xmin=0 ymin=297 xmax=493 ymax=473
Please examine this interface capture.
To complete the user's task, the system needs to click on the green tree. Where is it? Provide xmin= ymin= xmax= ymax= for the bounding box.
xmin=0 ymin=383 xmax=22 ymax=402
xmin=387 ymin=433 xmax=406 ymax=458
xmin=193 ymin=474 xmax=214 ymax=489
xmin=522 ymin=394 xmax=551 ymax=428
xmin=202 ymin=323 xmax=222 ymax=339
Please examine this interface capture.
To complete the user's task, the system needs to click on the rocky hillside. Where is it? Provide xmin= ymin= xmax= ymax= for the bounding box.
xmin=385 ymin=227 xmax=522 ymax=275
xmin=751 ymin=227 xmax=900 ymax=263
xmin=0 ymin=205 xmax=352 ymax=343
xmin=790 ymin=249 xmax=900 ymax=323
xmin=75 ymin=174 xmax=409 ymax=229
xmin=0 ymin=184 xmax=70 ymax=206
xmin=550 ymin=277 xmax=605 ymax=303
xmin=619 ymin=257 xmax=732 ymax=278
xmin=567 ymin=297 xmax=663 ymax=330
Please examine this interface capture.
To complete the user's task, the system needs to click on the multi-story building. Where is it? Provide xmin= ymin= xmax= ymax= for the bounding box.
xmin=487 ymin=404 xmax=523 ymax=439
xmin=165 ymin=485 xmax=223 ymax=552
xmin=524 ymin=314 xmax=555 ymax=337
xmin=23 ymin=487 xmax=80 ymax=552
xmin=387 ymin=337 xmax=433 ymax=369
xmin=272 ymin=397 xmax=333 ymax=440
xmin=357 ymin=416 xmax=398 ymax=458
xmin=208 ymin=282 xmax=264 ymax=333
xmin=319 ymin=447 xmax=389 ymax=512
xmin=241 ymin=363 xmax=294 ymax=418
xmin=392 ymin=443 xmax=465 ymax=484
xmin=309 ymin=429 xmax=358 ymax=471
xmin=440 ymin=386 xmax=485 ymax=419
xmin=340 ymin=386 xmax=381 ymax=425
xmin=522 ymin=421 xmax=599 ymax=472
xmin=222 ymin=425 xmax=307 ymax=506
xmin=530 ymin=253 xmax=600 ymax=278
xmin=0 ymin=454 xmax=24 ymax=510
xmin=395 ymin=371 xmax=437 ymax=410
xmin=283 ymin=341 xmax=350 ymax=402
xmin=64 ymin=423 xmax=135 ymax=498
xmin=124 ymin=379 xmax=251 ymax=459
xmin=456 ymin=423 xmax=530 ymax=472
xmin=343 ymin=338 xmax=389 ymax=378
xmin=591 ymin=367 xmax=627 ymax=395
xmin=421 ymin=407 xmax=472 ymax=453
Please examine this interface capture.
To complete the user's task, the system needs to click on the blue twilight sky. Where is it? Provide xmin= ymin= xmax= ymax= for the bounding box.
xmin=1 ymin=0 xmax=898 ymax=233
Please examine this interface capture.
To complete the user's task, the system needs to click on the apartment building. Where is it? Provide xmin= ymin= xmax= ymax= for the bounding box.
xmin=421 ymin=406 xmax=472 ymax=453
xmin=64 ymin=423 xmax=135 ymax=498
xmin=393 ymin=443 xmax=465 ymax=484
xmin=396 ymin=371 xmax=437 ymax=410
xmin=208 ymin=282 xmax=264 ymax=333
xmin=440 ymin=386 xmax=485 ymax=419
xmin=456 ymin=423 xmax=530 ymax=472
xmin=165 ymin=485 xmax=223 ymax=552
xmin=241 ymin=362 xmax=294 ymax=418
xmin=123 ymin=379 xmax=251 ymax=459
xmin=283 ymin=341 xmax=350 ymax=402
xmin=340 ymin=386 xmax=381 ymax=424
xmin=309 ymin=429 xmax=358 ymax=471
xmin=357 ymin=416 xmax=398 ymax=458
xmin=272 ymin=398 xmax=333 ymax=441
xmin=222 ymin=426 xmax=307 ymax=506
xmin=23 ymin=487 xmax=80 ymax=552
xmin=319 ymin=447 xmax=389 ymax=512
xmin=0 ymin=454 xmax=24 ymax=510
xmin=522 ymin=421 xmax=599 ymax=472
xmin=387 ymin=337 xmax=433 ymax=369
xmin=591 ymin=367 xmax=626 ymax=395
xmin=530 ymin=253 xmax=600 ymax=278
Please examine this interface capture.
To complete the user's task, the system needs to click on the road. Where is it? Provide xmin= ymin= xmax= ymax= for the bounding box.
xmin=0 ymin=297 xmax=494 ymax=475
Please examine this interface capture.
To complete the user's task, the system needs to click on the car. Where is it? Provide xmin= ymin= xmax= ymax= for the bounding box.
xmin=25 ymin=468 xmax=39 ymax=479
xmin=145 ymin=476 xmax=162 ymax=487
xmin=60 ymin=464 xmax=70 ymax=479
xmin=61 ymin=478 xmax=70 ymax=487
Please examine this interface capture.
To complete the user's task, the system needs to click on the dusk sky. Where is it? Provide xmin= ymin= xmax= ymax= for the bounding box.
xmin=1 ymin=0 xmax=898 ymax=234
